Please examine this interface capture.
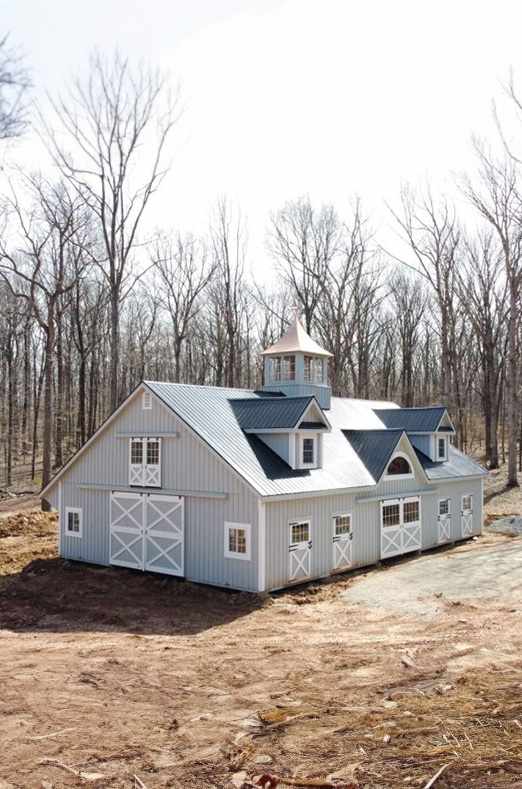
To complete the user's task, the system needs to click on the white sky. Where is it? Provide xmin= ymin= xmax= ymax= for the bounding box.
xmin=3 ymin=0 xmax=522 ymax=273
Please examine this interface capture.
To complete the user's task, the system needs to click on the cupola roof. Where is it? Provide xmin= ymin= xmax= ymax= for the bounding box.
xmin=261 ymin=316 xmax=333 ymax=357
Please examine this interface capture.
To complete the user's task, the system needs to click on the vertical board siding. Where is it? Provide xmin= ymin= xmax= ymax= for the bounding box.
xmin=265 ymin=475 xmax=484 ymax=591
xmin=58 ymin=390 xmax=260 ymax=591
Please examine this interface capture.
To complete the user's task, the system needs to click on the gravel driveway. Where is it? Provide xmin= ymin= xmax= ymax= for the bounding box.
xmin=343 ymin=537 xmax=522 ymax=617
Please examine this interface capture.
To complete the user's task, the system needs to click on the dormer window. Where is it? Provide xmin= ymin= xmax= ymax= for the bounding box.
xmin=270 ymin=355 xmax=296 ymax=382
xmin=385 ymin=454 xmax=413 ymax=479
xmin=437 ymin=437 xmax=447 ymax=461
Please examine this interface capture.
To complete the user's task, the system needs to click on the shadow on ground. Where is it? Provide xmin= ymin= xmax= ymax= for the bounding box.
xmin=0 ymin=557 xmax=266 ymax=635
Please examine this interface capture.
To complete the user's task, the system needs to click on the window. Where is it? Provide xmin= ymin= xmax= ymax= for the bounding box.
xmin=439 ymin=498 xmax=450 ymax=516
xmin=381 ymin=497 xmax=421 ymax=529
xmin=403 ymin=500 xmax=420 ymax=524
xmin=304 ymin=356 xmax=325 ymax=384
xmin=334 ymin=514 xmax=351 ymax=536
xmin=146 ymin=439 xmax=160 ymax=465
xmin=302 ymin=437 xmax=315 ymax=465
xmin=142 ymin=390 xmax=152 ymax=410
xmin=224 ymin=522 xmax=251 ymax=560
xmin=129 ymin=437 xmax=161 ymax=487
xmin=270 ymin=355 xmax=295 ymax=382
xmin=385 ymin=455 xmax=412 ymax=477
xmin=462 ymin=495 xmax=473 ymax=512
xmin=290 ymin=520 xmax=310 ymax=544
xmin=131 ymin=439 xmax=143 ymax=465
xmin=437 ymin=437 xmax=447 ymax=460
xmin=382 ymin=502 xmax=400 ymax=527
xmin=65 ymin=507 xmax=82 ymax=538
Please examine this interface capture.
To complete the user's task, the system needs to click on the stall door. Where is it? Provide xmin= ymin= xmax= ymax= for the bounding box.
xmin=110 ymin=491 xmax=184 ymax=576
xmin=461 ymin=494 xmax=473 ymax=538
xmin=289 ymin=520 xmax=312 ymax=582
xmin=381 ymin=497 xmax=421 ymax=559
xmin=438 ymin=498 xmax=451 ymax=543
xmin=332 ymin=514 xmax=353 ymax=571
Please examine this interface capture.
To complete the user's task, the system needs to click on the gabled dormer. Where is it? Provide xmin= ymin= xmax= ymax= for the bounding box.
xmin=230 ymin=395 xmax=331 ymax=470
xmin=373 ymin=406 xmax=456 ymax=463
xmin=261 ymin=316 xmax=333 ymax=410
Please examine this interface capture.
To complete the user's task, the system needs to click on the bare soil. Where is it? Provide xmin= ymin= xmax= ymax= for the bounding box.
xmin=0 ymin=505 xmax=522 ymax=788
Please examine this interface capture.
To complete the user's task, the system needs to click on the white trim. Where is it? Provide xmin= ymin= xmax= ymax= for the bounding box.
xmin=289 ymin=517 xmax=312 ymax=544
xmin=58 ymin=480 xmax=63 ymax=555
xmin=383 ymin=451 xmax=415 ymax=481
xmin=224 ymin=521 xmax=252 ymax=561
xmin=438 ymin=497 xmax=451 ymax=516
xmin=436 ymin=436 xmax=448 ymax=461
xmin=258 ymin=500 xmax=266 ymax=592
xmin=288 ymin=434 xmax=296 ymax=468
xmin=65 ymin=506 xmax=83 ymax=538
xmin=115 ymin=431 xmax=178 ymax=438
xmin=142 ymin=390 xmax=152 ymax=410
xmin=128 ymin=436 xmax=162 ymax=487
xmin=298 ymin=434 xmax=317 ymax=469
xmin=78 ymin=483 xmax=227 ymax=499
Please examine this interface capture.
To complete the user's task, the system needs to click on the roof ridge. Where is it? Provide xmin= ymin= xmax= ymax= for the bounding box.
xmin=374 ymin=405 xmax=446 ymax=412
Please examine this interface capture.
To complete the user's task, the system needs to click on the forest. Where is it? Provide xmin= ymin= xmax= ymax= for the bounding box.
xmin=1 ymin=36 xmax=522 ymax=497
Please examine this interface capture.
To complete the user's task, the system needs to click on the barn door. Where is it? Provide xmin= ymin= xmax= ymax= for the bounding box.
xmin=144 ymin=494 xmax=184 ymax=576
xmin=128 ymin=438 xmax=161 ymax=487
xmin=381 ymin=498 xmax=421 ymax=559
xmin=289 ymin=520 xmax=311 ymax=582
xmin=461 ymin=494 xmax=473 ymax=538
xmin=110 ymin=492 xmax=184 ymax=577
xmin=402 ymin=497 xmax=421 ymax=552
xmin=110 ymin=492 xmax=145 ymax=570
xmin=332 ymin=514 xmax=352 ymax=571
xmin=438 ymin=498 xmax=451 ymax=543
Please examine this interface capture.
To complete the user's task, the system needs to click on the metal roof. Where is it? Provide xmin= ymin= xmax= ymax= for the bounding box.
xmin=261 ymin=316 xmax=333 ymax=357
xmin=230 ymin=396 xmax=314 ymax=430
xmin=415 ymin=446 xmax=487 ymax=480
xmin=343 ymin=429 xmax=404 ymax=481
xmin=373 ymin=406 xmax=452 ymax=433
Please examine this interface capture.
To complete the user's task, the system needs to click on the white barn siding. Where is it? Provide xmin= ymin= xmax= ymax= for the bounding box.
xmin=55 ymin=389 xmax=261 ymax=591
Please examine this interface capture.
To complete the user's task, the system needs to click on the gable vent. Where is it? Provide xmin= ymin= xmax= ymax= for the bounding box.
xmin=142 ymin=390 xmax=152 ymax=410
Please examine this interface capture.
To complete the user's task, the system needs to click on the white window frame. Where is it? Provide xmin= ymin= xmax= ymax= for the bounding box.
xmin=380 ymin=497 xmax=421 ymax=529
xmin=333 ymin=513 xmax=352 ymax=537
xmin=297 ymin=433 xmax=318 ymax=469
xmin=224 ymin=522 xmax=251 ymax=561
xmin=384 ymin=452 xmax=415 ymax=481
xmin=462 ymin=494 xmax=473 ymax=513
xmin=65 ymin=507 xmax=82 ymax=538
xmin=439 ymin=498 xmax=451 ymax=516
xmin=128 ymin=436 xmax=162 ymax=487
xmin=289 ymin=519 xmax=311 ymax=546
xmin=437 ymin=436 xmax=447 ymax=461
xmin=142 ymin=390 xmax=152 ymax=410
xmin=301 ymin=436 xmax=315 ymax=467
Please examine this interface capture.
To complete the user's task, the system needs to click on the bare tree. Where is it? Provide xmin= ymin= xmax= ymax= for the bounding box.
xmin=0 ymin=34 xmax=30 ymax=139
xmin=152 ymin=233 xmax=213 ymax=382
xmin=462 ymin=145 xmax=522 ymax=485
xmin=41 ymin=51 xmax=179 ymax=409
xmin=388 ymin=271 xmax=427 ymax=407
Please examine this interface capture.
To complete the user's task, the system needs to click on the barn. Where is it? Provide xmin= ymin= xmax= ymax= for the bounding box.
xmin=41 ymin=317 xmax=487 ymax=592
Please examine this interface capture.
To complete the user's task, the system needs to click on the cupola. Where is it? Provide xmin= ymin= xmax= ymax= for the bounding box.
xmin=261 ymin=316 xmax=333 ymax=409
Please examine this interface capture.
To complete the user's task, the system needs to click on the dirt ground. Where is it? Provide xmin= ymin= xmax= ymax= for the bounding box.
xmin=1 ymin=488 xmax=522 ymax=788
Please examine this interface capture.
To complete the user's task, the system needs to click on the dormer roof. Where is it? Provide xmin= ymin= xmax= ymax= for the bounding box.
xmin=261 ymin=316 xmax=333 ymax=357
xmin=373 ymin=406 xmax=455 ymax=434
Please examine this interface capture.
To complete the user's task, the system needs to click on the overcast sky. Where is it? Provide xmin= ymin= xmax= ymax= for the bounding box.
xmin=3 ymin=0 xmax=522 ymax=270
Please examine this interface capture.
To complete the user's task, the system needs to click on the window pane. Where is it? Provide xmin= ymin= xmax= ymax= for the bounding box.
xmin=68 ymin=511 xmax=80 ymax=533
xmin=382 ymin=504 xmax=400 ymax=527
xmin=147 ymin=440 xmax=159 ymax=465
xmin=281 ymin=355 xmax=296 ymax=381
xmin=302 ymin=437 xmax=314 ymax=464
xmin=304 ymin=356 xmax=311 ymax=382
xmin=462 ymin=495 xmax=472 ymax=511
xmin=131 ymin=440 xmax=143 ymax=464
xmin=438 ymin=438 xmax=446 ymax=458
xmin=439 ymin=499 xmax=450 ymax=516
xmin=387 ymin=456 xmax=411 ymax=476
xmin=335 ymin=515 xmax=351 ymax=535
xmin=291 ymin=521 xmax=310 ymax=543
xmin=228 ymin=527 xmax=246 ymax=554
xmin=403 ymin=500 xmax=419 ymax=523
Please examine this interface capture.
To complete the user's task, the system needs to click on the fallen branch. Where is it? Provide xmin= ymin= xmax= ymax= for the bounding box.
xmin=134 ymin=776 xmax=148 ymax=789
xmin=29 ymin=726 xmax=77 ymax=741
xmin=423 ymin=763 xmax=450 ymax=788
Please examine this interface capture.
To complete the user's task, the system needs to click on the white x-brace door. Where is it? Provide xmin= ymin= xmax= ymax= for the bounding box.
xmin=332 ymin=517 xmax=353 ymax=571
xmin=438 ymin=502 xmax=451 ymax=543
xmin=288 ymin=523 xmax=312 ymax=582
xmin=461 ymin=496 xmax=473 ymax=538
xmin=381 ymin=497 xmax=422 ymax=559
xmin=110 ymin=491 xmax=184 ymax=576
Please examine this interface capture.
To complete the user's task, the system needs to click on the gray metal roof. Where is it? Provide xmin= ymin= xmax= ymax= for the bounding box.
xmin=415 ymin=446 xmax=487 ymax=480
xmin=343 ymin=430 xmax=404 ymax=481
xmin=373 ymin=406 xmax=451 ymax=432
xmin=144 ymin=382 xmax=485 ymax=498
xmin=230 ymin=396 xmax=313 ymax=430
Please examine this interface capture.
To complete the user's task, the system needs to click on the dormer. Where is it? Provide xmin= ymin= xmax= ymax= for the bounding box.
xmin=373 ymin=406 xmax=456 ymax=463
xmin=261 ymin=316 xmax=333 ymax=409
xmin=230 ymin=395 xmax=331 ymax=470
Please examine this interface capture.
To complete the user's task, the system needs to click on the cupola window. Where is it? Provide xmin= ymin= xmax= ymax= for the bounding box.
xmin=304 ymin=356 xmax=325 ymax=384
xmin=270 ymin=355 xmax=296 ymax=382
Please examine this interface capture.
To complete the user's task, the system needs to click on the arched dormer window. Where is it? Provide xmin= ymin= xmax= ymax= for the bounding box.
xmin=385 ymin=453 xmax=413 ymax=478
